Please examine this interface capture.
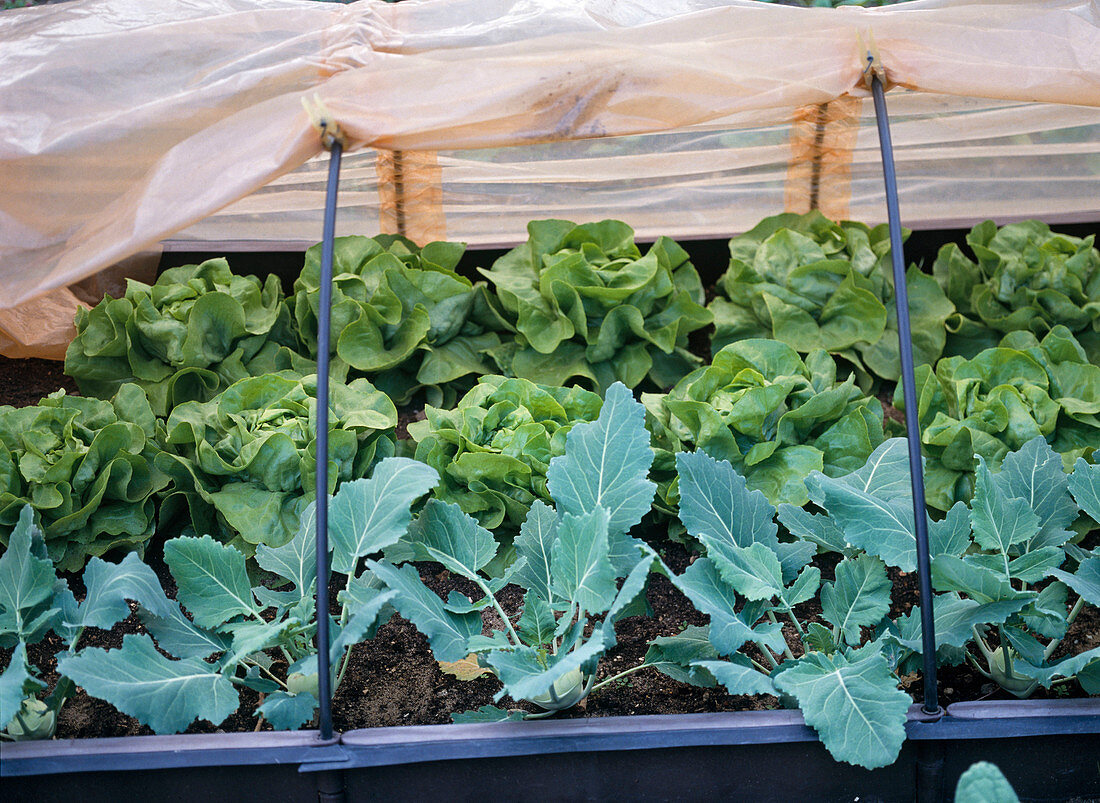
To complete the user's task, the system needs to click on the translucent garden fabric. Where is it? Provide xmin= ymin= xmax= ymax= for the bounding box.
xmin=1 ymin=0 xmax=1098 ymax=333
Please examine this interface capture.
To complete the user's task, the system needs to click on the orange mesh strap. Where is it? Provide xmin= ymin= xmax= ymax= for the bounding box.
xmin=375 ymin=149 xmax=447 ymax=245
xmin=784 ymin=96 xmax=862 ymax=221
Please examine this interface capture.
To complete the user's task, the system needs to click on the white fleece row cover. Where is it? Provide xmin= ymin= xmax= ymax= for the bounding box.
xmin=1 ymin=0 xmax=1098 ymax=315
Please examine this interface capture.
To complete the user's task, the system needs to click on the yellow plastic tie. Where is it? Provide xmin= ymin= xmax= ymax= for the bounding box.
xmin=302 ymin=94 xmax=347 ymax=151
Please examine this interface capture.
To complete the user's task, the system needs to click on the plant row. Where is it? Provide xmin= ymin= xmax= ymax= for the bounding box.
xmin=4 ymin=215 xmax=1097 ymax=569
xmin=1 ymin=213 xmax=1097 ymax=768
xmin=2 ymin=384 xmax=1098 ymax=771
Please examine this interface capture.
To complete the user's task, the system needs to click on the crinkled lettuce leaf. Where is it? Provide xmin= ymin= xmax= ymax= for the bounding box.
xmin=897 ymin=326 xmax=1099 ymax=511
xmin=0 ymin=385 xmax=168 ymax=572
xmin=155 ymin=373 xmax=396 ymax=550
xmin=646 ymin=339 xmax=885 ymax=508
xmin=65 ymin=259 xmax=298 ymax=417
xmin=934 ymin=219 xmax=1100 ymax=362
xmin=408 ymin=376 xmax=602 ymax=530
xmin=293 ymin=234 xmax=505 ymax=407
xmin=710 ymin=211 xmax=954 ymax=385
xmin=480 ymin=219 xmax=712 ymax=394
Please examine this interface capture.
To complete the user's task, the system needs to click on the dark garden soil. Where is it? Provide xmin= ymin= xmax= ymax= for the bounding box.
xmin=1 ymin=354 xmax=1097 ymax=740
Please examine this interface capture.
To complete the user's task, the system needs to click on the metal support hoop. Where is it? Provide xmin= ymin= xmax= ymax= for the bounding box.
xmin=870 ymin=74 xmax=940 ymax=716
xmin=314 ymin=140 xmax=345 ymax=742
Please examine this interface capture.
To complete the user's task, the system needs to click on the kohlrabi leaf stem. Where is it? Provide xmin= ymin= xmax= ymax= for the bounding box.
xmin=971 ymin=625 xmax=994 ymax=659
xmin=766 ymin=611 xmax=797 ymax=661
xmin=783 ymin=606 xmax=806 ymax=639
xmin=241 ymin=660 xmax=290 ymax=691
xmin=964 ymin=651 xmax=993 ymax=679
xmin=755 ymin=646 xmax=780 ymax=672
xmin=472 ymin=574 xmax=522 ymax=647
xmin=1043 ymin=594 xmax=1086 ymax=662
xmin=997 ymin=625 xmax=1016 ymax=681
xmin=591 ymin=662 xmax=650 ymax=691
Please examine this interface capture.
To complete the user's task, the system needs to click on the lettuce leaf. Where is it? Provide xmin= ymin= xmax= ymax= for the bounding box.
xmin=292 ymin=234 xmax=505 ymax=407
xmin=934 ymin=220 xmax=1100 ymax=362
xmin=646 ymin=339 xmax=885 ymax=507
xmin=897 ymin=326 xmax=1099 ymax=510
xmin=710 ymin=211 xmax=954 ymax=385
xmin=0 ymin=385 xmax=167 ymax=572
xmin=408 ymin=376 xmax=602 ymax=530
xmin=480 ymin=219 xmax=712 ymax=393
xmin=155 ymin=373 xmax=396 ymax=550
xmin=65 ymin=259 xmax=297 ymax=417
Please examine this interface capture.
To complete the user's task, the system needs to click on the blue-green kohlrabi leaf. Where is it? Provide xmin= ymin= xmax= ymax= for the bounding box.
xmin=641 ymin=626 xmax=720 ymax=687
xmin=888 ymin=592 xmax=1026 ymax=656
xmin=257 ymin=690 xmax=318 ymax=731
xmin=820 ymin=554 xmax=891 ymax=646
xmin=1048 ymin=557 xmax=1100 ymax=608
xmin=928 ymin=502 xmax=972 ymax=559
xmin=139 ymin=600 xmax=232 ymax=660
xmin=692 ymin=656 xmax=776 ymax=696
xmin=668 ymin=558 xmax=786 ymax=656
xmin=0 ymin=506 xmax=57 ymax=645
xmin=969 ymin=457 xmax=1041 ymax=564
xmin=64 ymin=552 xmax=173 ymax=633
xmin=451 ymin=705 xmax=525 ymax=723
xmin=1 ymin=643 xmax=45 ymax=730
xmin=1069 ymin=457 xmax=1100 ymax=524
xmin=546 ymin=382 xmax=656 ymax=539
xmin=930 ymin=555 xmax=1036 ymax=613
xmin=407 ymin=499 xmax=498 ymax=580
xmin=773 ymin=650 xmax=911 ymax=769
xmin=487 ymin=630 xmax=609 ymax=703
xmin=57 ymin=634 xmax=238 ymax=734
xmin=365 ymin=560 xmax=481 ymax=662
xmin=806 ymin=439 xmax=923 ymax=572
xmin=163 ymin=535 xmax=259 ymax=629
xmin=954 ymin=761 xmax=1021 ymax=803
xmin=676 ymin=450 xmax=812 ymax=582
xmin=992 ymin=437 xmax=1076 ymax=551
xmin=254 ymin=502 xmax=317 ymax=607
xmin=511 ymin=500 xmax=559 ymax=602
xmin=329 ymin=457 xmax=439 ymax=575
xmin=550 ymin=507 xmax=617 ymax=614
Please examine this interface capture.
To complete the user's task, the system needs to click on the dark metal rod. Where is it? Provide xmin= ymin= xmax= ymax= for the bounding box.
xmin=315 ymin=139 xmax=344 ymax=742
xmin=870 ymin=73 xmax=940 ymax=715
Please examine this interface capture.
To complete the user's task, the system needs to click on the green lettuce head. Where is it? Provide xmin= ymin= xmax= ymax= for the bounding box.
xmin=645 ymin=339 xmax=886 ymax=508
xmin=64 ymin=259 xmax=297 ymax=417
xmin=292 ymin=234 xmax=506 ymax=407
xmin=898 ymin=325 xmax=1099 ymax=511
xmin=480 ymin=219 xmax=713 ymax=393
xmin=408 ymin=376 xmax=602 ymax=529
xmin=709 ymin=211 xmax=954 ymax=386
xmin=933 ymin=219 xmax=1100 ymax=361
xmin=0 ymin=385 xmax=168 ymax=572
xmin=155 ymin=373 xmax=397 ymax=551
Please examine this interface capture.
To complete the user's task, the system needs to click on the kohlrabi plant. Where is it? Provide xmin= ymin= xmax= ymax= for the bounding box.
xmin=925 ymin=441 xmax=1100 ymax=698
xmin=480 ymin=219 xmax=712 ymax=394
xmin=933 ymin=219 xmax=1100 ymax=362
xmin=648 ymin=446 xmax=910 ymax=770
xmin=0 ymin=384 xmax=168 ymax=572
xmin=64 ymin=259 xmax=298 ymax=417
xmin=368 ymin=382 xmax=663 ymax=720
xmin=407 ymin=376 xmax=603 ymax=531
xmin=898 ymin=326 xmax=1099 ymax=510
xmin=155 ymin=372 xmax=396 ymax=552
xmin=709 ymin=211 xmax=954 ymax=385
xmin=292 ymin=234 xmax=507 ymax=407
xmin=0 ymin=457 xmax=440 ymax=737
xmin=783 ymin=437 xmax=1099 ymax=702
xmin=644 ymin=339 xmax=886 ymax=510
